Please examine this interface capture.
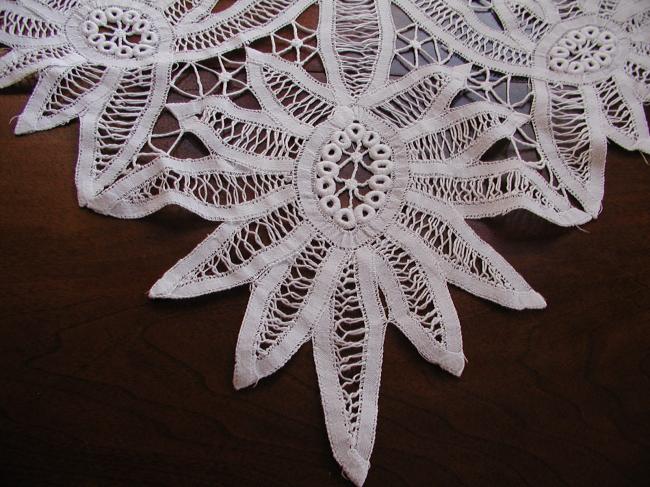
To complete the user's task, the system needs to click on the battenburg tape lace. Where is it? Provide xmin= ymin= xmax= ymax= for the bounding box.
xmin=1 ymin=0 xmax=648 ymax=484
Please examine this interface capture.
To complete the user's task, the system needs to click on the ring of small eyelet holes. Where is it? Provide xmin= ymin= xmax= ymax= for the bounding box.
xmin=548 ymin=25 xmax=616 ymax=75
xmin=315 ymin=122 xmax=394 ymax=230
xmin=81 ymin=7 xmax=159 ymax=59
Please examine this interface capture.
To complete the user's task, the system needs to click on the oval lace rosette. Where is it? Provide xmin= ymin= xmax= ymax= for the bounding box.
xmin=312 ymin=119 xmax=396 ymax=231
xmin=298 ymin=106 xmax=409 ymax=248
xmin=2 ymin=0 xmax=650 ymax=486
xmin=66 ymin=4 xmax=169 ymax=64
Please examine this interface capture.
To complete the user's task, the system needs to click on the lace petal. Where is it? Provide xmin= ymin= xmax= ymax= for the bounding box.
xmin=168 ymin=95 xmax=305 ymax=172
xmin=0 ymin=45 xmax=78 ymax=89
xmin=162 ymin=0 xmax=219 ymax=25
xmin=401 ymin=102 xmax=529 ymax=168
xmin=394 ymin=191 xmax=546 ymax=310
xmin=490 ymin=0 xmax=549 ymax=45
xmin=361 ymin=63 xmax=468 ymax=129
xmin=15 ymin=63 xmax=121 ymax=134
xmin=313 ymin=251 xmax=386 ymax=487
xmin=149 ymin=203 xmax=312 ymax=298
xmin=592 ymin=72 xmax=650 ymax=153
xmin=411 ymin=158 xmax=590 ymax=226
xmin=318 ymin=0 xmax=383 ymax=97
xmin=247 ymin=48 xmax=337 ymax=130
xmin=90 ymin=156 xmax=296 ymax=220
xmin=625 ymin=51 xmax=650 ymax=102
xmin=398 ymin=0 xmax=534 ymax=74
xmin=0 ymin=2 xmax=64 ymax=48
xmin=173 ymin=0 xmax=316 ymax=60
xmin=19 ymin=0 xmax=79 ymax=17
xmin=369 ymin=240 xmax=465 ymax=375
xmin=76 ymin=63 xmax=172 ymax=203
xmin=533 ymin=79 xmax=608 ymax=217
xmin=234 ymin=239 xmax=346 ymax=388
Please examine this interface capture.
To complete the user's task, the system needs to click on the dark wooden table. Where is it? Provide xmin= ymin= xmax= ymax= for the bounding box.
xmin=2 ymin=64 xmax=650 ymax=487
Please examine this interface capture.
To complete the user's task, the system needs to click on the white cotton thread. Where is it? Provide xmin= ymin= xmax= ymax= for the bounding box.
xmin=82 ymin=7 xmax=160 ymax=59
xmin=548 ymin=26 xmax=616 ymax=74
xmin=314 ymin=121 xmax=395 ymax=230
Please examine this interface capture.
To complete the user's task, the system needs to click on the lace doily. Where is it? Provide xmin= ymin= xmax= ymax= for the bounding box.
xmin=1 ymin=0 xmax=648 ymax=484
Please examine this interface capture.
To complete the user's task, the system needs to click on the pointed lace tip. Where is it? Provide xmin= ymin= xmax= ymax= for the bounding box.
xmin=232 ymin=377 xmax=248 ymax=391
xmin=439 ymin=351 xmax=465 ymax=377
xmin=342 ymin=458 xmax=370 ymax=487
xmin=587 ymin=206 xmax=602 ymax=219
xmin=635 ymin=138 xmax=650 ymax=154
xmin=450 ymin=356 xmax=466 ymax=377
xmin=524 ymin=290 xmax=547 ymax=310
xmin=581 ymin=196 xmax=603 ymax=219
xmin=0 ymin=78 xmax=14 ymax=91
xmin=232 ymin=367 xmax=257 ymax=390
xmin=148 ymin=279 xmax=173 ymax=299
xmin=13 ymin=118 xmax=31 ymax=135
xmin=77 ymin=194 xmax=89 ymax=208
xmin=560 ymin=208 xmax=592 ymax=227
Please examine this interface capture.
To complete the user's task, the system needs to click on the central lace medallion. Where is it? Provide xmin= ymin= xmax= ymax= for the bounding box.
xmin=81 ymin=7 xmax=159 ymax=59
xmin=315 ymin=122 xmax=394 ymax=230
xmin=548 ymin=26 xmax=616 ymax=74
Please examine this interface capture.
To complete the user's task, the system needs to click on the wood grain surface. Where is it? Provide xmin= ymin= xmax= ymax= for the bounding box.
xmin=2 ymin=45 xmax=650 ymax=487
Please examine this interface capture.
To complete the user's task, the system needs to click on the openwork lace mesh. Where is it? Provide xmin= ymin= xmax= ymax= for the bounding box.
xmin=1 ymin=0 xmax=649 ymax=484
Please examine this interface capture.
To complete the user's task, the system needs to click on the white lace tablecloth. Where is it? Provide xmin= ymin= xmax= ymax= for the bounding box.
xmin=1 ymin=0 xmax=648 ymax=484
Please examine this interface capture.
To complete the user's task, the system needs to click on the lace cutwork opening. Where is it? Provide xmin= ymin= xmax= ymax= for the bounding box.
xmin=398 ymin=205 xmax=514 ymax=290
xmin=315 ymin=122 xmax=394 ymax=230
xmin=548 ymin=26 xmax=616 ymax=75
xmin=182 ymin=203 xmax=303 ymax=286
xmin=254 ymin=237 xmax=329 ymax=357
xmin=331 ymin=258 xmax=367 ymax=440
xmin=81 ymin=7 xmax=160 ymax=60
xmin=373 ymin=237 xmax=446 ymax=345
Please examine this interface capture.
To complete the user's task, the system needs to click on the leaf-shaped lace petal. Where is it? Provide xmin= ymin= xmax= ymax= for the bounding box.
xmin=2 ymin=1 xmax=650 ymax=485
